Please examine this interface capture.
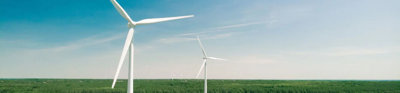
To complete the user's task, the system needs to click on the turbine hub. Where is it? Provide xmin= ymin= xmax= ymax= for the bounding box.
xmin=127 ymin=22 xmax=136 ymax=28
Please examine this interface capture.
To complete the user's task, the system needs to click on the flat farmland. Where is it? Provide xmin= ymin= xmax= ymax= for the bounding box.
xmin=0 ymin=79 xmax=399 ymax=93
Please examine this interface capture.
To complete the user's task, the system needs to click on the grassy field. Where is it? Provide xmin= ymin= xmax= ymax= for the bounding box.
xmin=0 ymin=79 xmax=399 ymax=93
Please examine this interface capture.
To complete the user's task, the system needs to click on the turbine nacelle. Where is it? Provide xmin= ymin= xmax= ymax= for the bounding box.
xmin=127 ymin=22 xmax=136 ymax=28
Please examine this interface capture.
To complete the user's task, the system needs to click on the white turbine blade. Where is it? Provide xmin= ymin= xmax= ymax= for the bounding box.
xmin=207 ymin=57 xmax=226 ymax=61
xmin=110 ymin=0 xmax=135 ymax=24
xmin=196 ymin=59 xmax=207 ymax=78
xmin=197 ymin=36 xmax=207 ymax=57
xmin=112 ymin=28 xmax=135 ymax=88
xmin=135 ymin=15 xmax=194 ymax=25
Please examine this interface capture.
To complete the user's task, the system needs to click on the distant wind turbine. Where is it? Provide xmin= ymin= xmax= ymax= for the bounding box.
xmin=109 ymin=0 xmax=193 ymax=93
xmin=171 ymin=72 xmax=176 ymax=80
xmin=195 ymin=36 xmax=226 ymax=93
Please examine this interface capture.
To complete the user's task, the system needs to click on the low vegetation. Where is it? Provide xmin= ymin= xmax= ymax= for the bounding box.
xmin=0 ymin=79 xmax=399 ymax=93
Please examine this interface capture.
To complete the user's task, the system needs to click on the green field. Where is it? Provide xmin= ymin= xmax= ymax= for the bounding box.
xmin=0 ymin=79 xmax=399 ymax=93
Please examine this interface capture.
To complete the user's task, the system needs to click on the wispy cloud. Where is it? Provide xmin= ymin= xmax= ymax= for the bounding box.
xmin=158 ymin=32 xmax=233 ymax=44
xmin=158 ymin=37 xmax=196 ymax=44
xmin=158 ymin=21 xmax=266 ymax=44
xmin=325 ymin=48 xmax=391 ymax=56
xmin=216 ymin=21 xmax=266 ymax=30
xmin=179 ymin=21 xmax=267 ymax=36
xmin=32 ymin=32 xmax=125 ymax=52
xmin=289 ymin=46 xmax=399 ymax=56
xmin=233 ymin=55 xmax=278 ymax=64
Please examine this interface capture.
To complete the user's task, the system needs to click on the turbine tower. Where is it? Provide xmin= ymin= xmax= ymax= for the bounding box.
xmin=109 ymin=0 xmax=193 ymax=93
xmin=195 ymin=36 xmax=226 ymax=93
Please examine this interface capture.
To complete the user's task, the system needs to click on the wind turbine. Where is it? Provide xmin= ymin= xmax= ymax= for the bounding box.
xmin=195 ymin=36 xmax=226 ymax=93
xmin=109 ymin=0 xmax=193 ymax=93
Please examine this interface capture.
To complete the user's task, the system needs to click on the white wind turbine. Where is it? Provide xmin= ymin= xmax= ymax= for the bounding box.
xmin=195 ymin=36 xmax=226 ymax=93
xmin=109 ymin=0 xmax=193 ymax=93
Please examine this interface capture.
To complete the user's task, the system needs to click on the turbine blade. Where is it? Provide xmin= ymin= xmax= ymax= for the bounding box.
xmin=197 ymin=36 xmax=207 ymax=57
xmin=207 ymin=57 xmax=226 ymax=61
xmin=136 ymin=15 xmax=194 ymax=25
xmin=196 ymin=59 xmax=207 ymax=78
xmin=110 ymin=0 xmax=135 ymax=24
xmin=112 ymin=28 xmax=135 ymax=88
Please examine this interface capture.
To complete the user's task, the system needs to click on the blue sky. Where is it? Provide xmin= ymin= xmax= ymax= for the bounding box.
xmin=1 ymin=0 xmax=399 ymax=79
